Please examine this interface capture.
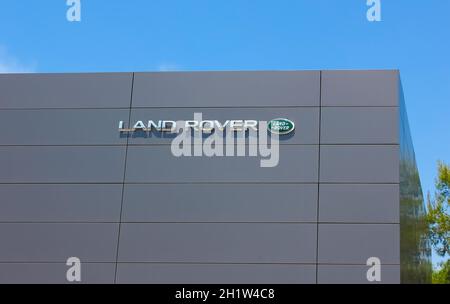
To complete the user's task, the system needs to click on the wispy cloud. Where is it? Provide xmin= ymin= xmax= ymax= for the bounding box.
xmin=0 ymin=46 xmax=35 ymax=73
xmin=156 ymin=62 xmax=182 ymax=72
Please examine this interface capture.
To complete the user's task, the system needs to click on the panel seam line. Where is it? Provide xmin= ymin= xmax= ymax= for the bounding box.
xmin=114 ymin=73 xmax=135 ymax=283
xmin=316 ymin=71 xmax=322 ymax=284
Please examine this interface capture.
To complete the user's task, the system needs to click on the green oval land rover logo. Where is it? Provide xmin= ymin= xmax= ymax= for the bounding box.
xmin=268 ymin=118 xmax=295 ymax=135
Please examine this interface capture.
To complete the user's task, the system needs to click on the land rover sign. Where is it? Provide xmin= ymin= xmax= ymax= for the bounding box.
xmin=267 ymin=118 xmax=295 ymax=135
xmin=119 ymin=118 xmax=296 ymax=135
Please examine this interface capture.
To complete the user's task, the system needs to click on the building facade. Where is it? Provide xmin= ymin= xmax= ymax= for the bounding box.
xmin=0 ymin=70 xmax=431 ymax=283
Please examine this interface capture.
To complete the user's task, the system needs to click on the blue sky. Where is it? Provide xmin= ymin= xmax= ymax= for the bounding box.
xmin=0 ymin=1 xmax=449 ymax=264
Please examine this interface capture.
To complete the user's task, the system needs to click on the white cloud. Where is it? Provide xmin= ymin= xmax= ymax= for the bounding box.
xmin=157 ymin=63 xmax=182 ymax=72
xmin=0 ymin=46 xmax=35 ymax=73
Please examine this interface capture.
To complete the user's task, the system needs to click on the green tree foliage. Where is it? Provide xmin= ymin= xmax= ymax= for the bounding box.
xmin=432 ymin=260 xmax=450 ymax=284
xmin=426 ymin=161 xmax=450 ymax=257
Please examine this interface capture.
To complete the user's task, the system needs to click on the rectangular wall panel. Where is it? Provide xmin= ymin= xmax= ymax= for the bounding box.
xmin=132 ymin=71 xmax=320 ymax=107
xmin=318 ymin=265 xmax=400 ymax=284
xmin=0 ymin=146 xmax=126 ymax=183
xmin=0 ymin=263 xmax=116 ymax=284
xmin=125 ymin=145 xmax=318 ymax=183
xmin=0 ymin=73 xmax=133 ymax=109
xmin=321 ymin=107 xmax=399 ymax=144
xmin=118 ymin=223 xmax=317 ymax=263
xmin=0 ymin=223 xmax=119 ymax=262
xmin=319 ymin=184 xmax=399 ymax=223
xmin=0 ymin=109 xmax=129 ymax=145
xmin=122 ymin=184 xmax=318 ymax=222
xmin=320 ymin=145 xmax=399 ymax=183
xmin=318 ymin=224 xmax=400 ymax=264
xmin=116 ymin=264 xmax=316 ymax=284
xmin=0 ymin=184 xmax=123 ymax=222
xmin=321 ymin=70 xmax=399 ymax=106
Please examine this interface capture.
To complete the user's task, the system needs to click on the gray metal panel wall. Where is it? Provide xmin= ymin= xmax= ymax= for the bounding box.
xmin=0 ymin=73 xmax=133 ymax=109
xmin=0 ymin=70 xmax=401 ymax=284
xmin=132 ymin=71 xmax=320 ymax=107
xmin=319 ymin=70 xmax=400 ymax=284
xmin=0 ymin=73 xmax=131 ymax=284
xmin=118 ymin=71 xmax=321 ymax=284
